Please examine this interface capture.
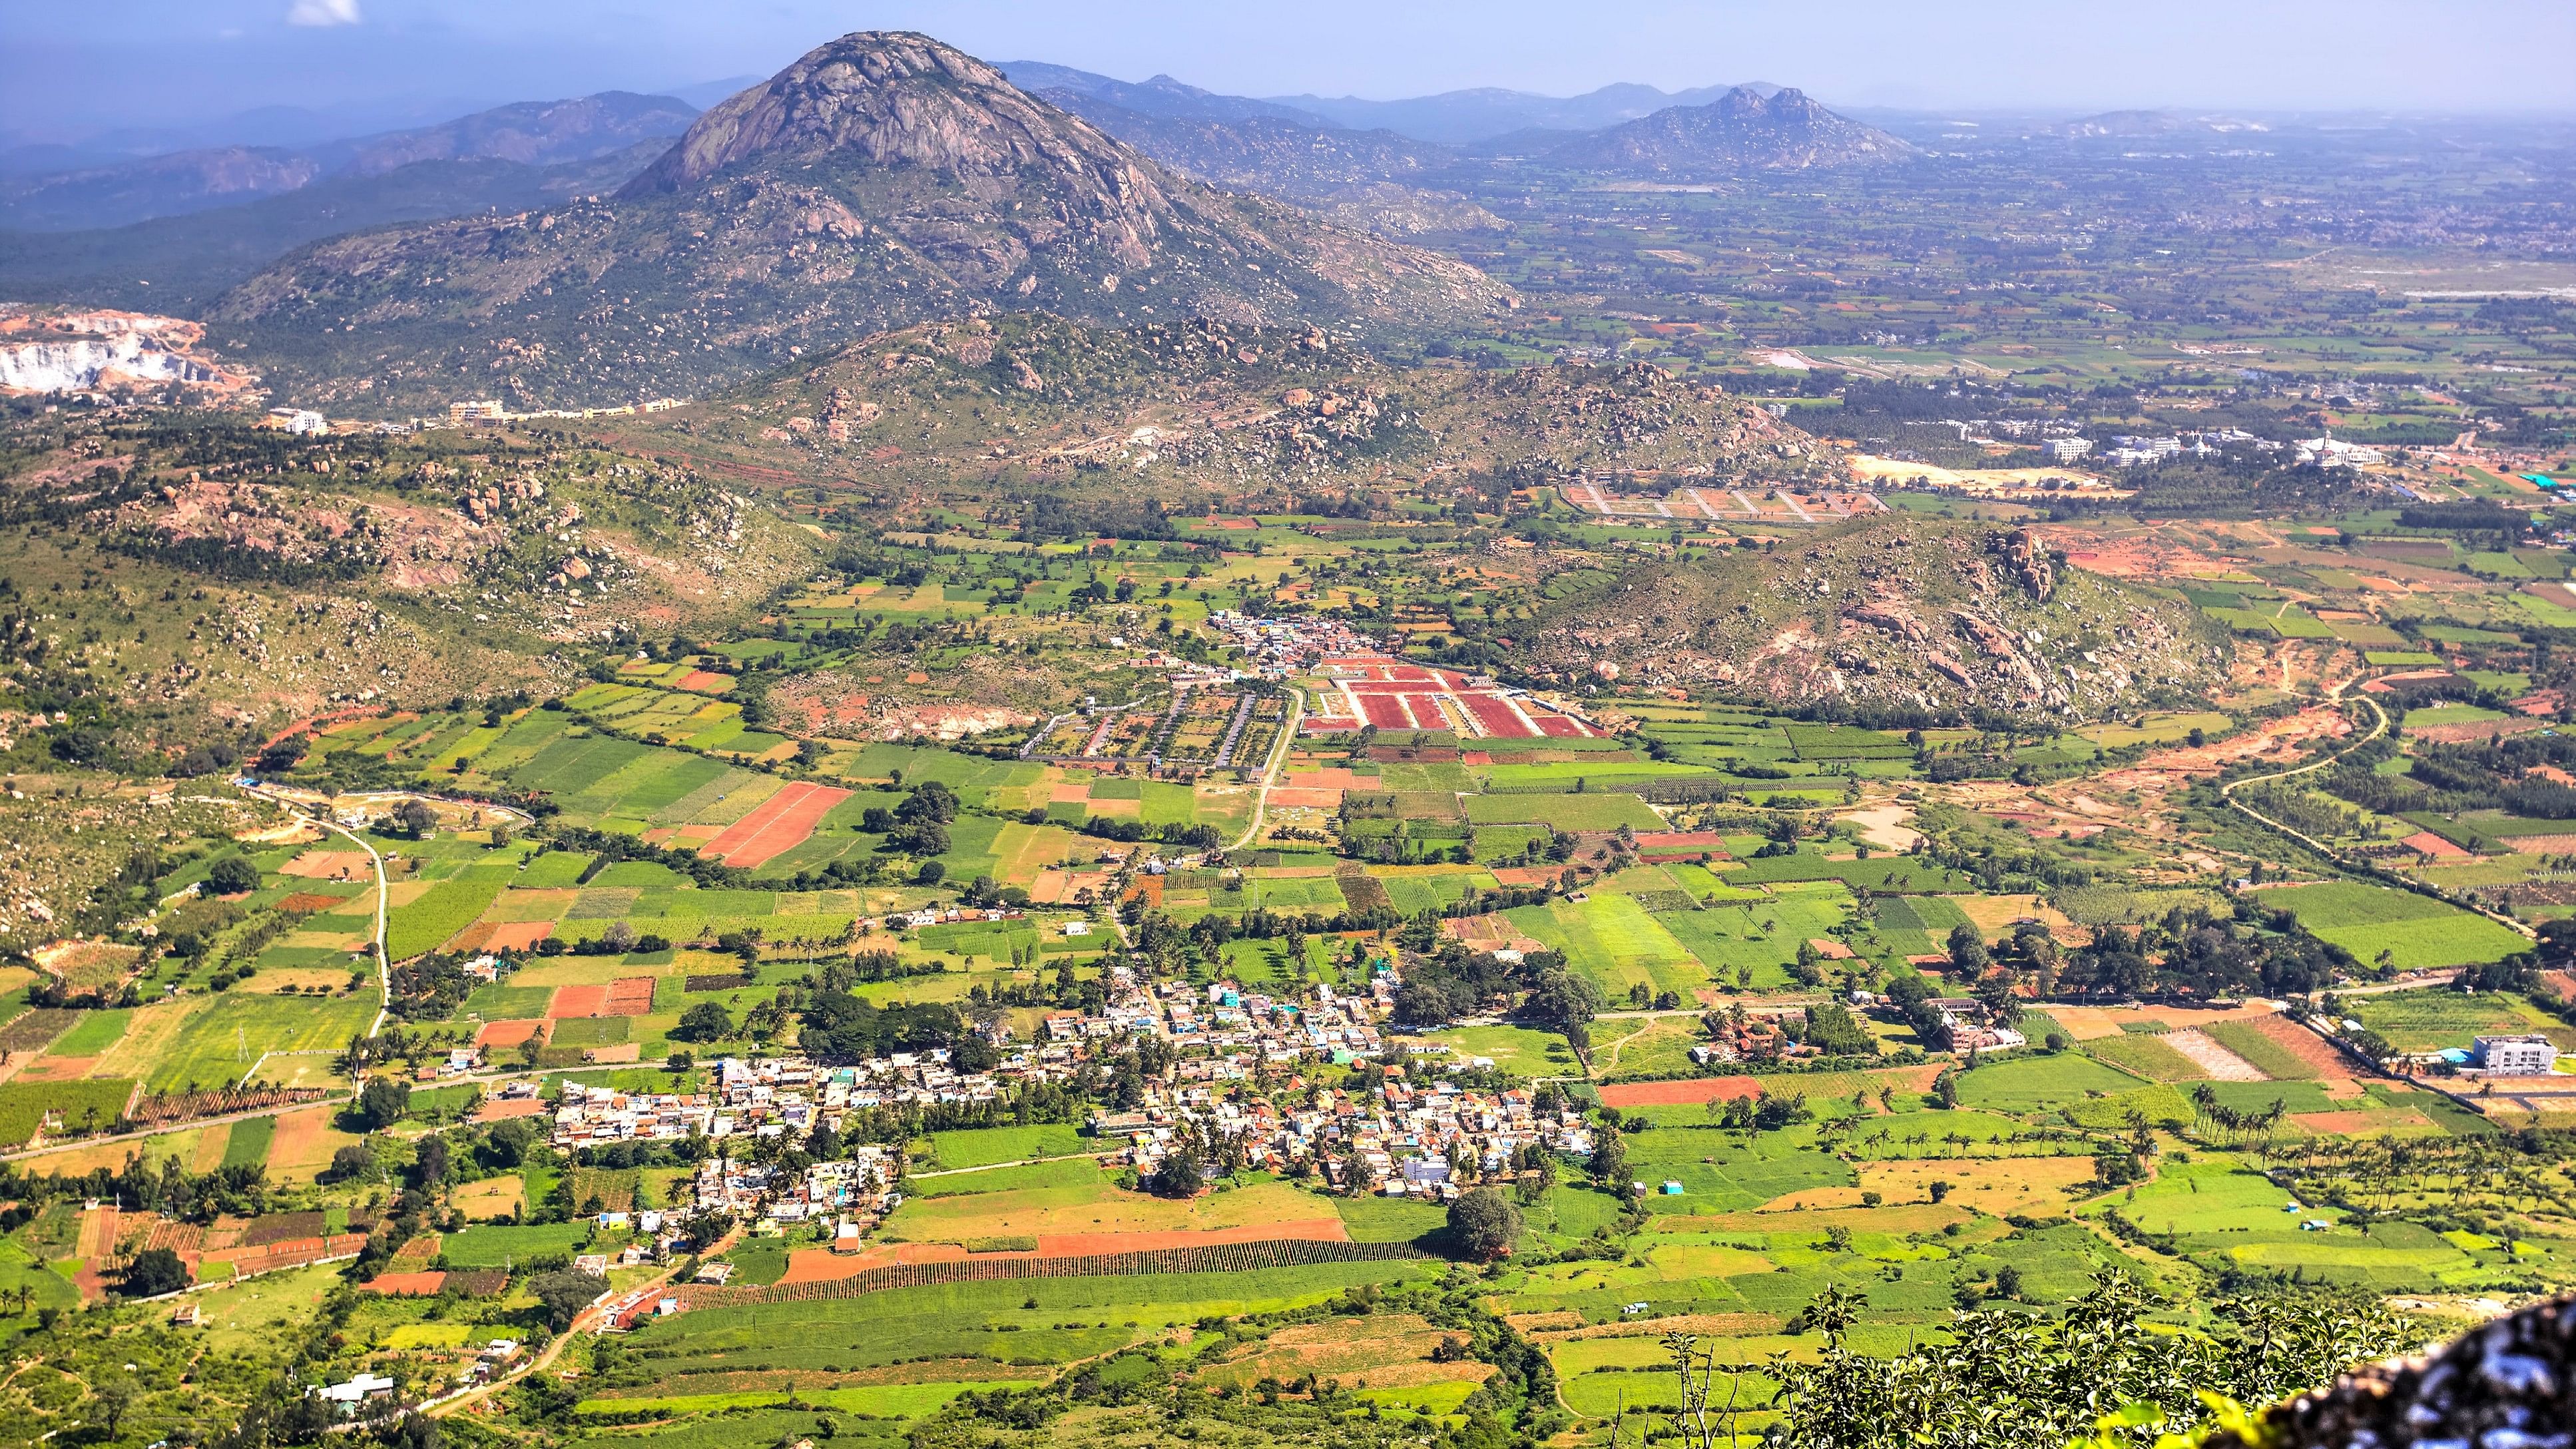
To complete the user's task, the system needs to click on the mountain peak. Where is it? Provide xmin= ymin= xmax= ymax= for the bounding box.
xmin=625 ymin=31 xmax=1088 ymax=194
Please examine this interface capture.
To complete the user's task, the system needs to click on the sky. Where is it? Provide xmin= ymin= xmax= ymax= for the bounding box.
xmin=5 ymin=0 xmax=2571 ymax=143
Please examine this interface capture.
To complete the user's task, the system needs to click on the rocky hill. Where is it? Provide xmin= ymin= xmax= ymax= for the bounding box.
xmin=1525 ymin=517 xmax=2226 ymax=721
xmin=585 ymin=316 xmax=1828 ymax=511
xmin=1546 ymin=87 xmax=1916 ymax=175
xmin=212 ymin=32 xmax=1512 ymax=415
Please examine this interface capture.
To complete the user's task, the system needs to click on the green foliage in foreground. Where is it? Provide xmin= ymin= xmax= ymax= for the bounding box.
xmin=1646 ymin=1270 xmax=2416 ymax=1449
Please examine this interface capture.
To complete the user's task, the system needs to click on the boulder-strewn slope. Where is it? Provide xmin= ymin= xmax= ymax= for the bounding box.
xmin=211 ymin=32 xmax=1511 ymax=414
xmin=1527 ymin=517 xmax=2226 ymax=720
xmin=591 ymin=320 xmax=1828 ymax=505
xmin=1547 ymin=87 xmax=1916 ymax=175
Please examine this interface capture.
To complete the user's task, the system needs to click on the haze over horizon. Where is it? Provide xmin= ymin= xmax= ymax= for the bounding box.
xmin=5 ymin=0 xmax=2573 ymax=146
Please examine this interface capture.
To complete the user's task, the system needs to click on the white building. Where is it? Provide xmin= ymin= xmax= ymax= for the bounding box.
xmin=2041 ymin=437 xmax=2092 ymax=463
xmin=2473 ymin=1034 xmax=2555 ymax=1075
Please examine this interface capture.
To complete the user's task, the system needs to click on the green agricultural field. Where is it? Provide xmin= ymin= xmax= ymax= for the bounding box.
xmin=2264 ymin=882 xmax=2529 ymax=969
xmin=0 ymin=1079 xmax=136 ymax=1147
xmin=1721 ymin=852 xmax=1973 ymax=893
xmin=441 ymin=1222 xmax=596 ymax=1268
xmin=1951 ymin=1053 xmax=2147 ymax=1112
xmin=919 ymin=1125 xmax=1096 ymax=1171
xmin=152 ymin=994 xmax=380 ymax=1093
xmin=387 ymin=878 xmax=504 ymax=959
xmin=2348 ymin=989 xmax=2576 ymax=1053
xmin=1503 ymin=894 xmax=1705 ymax=996
xmin=1465 ymin=792 xmax=1663 ymax=830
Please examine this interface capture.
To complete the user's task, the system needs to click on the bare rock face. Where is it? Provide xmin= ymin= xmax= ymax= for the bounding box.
xmin=214 ymin=31 xmax=1512 ymax=414
xmin=2213 ymin=1296 xmax=2576 ymax=1449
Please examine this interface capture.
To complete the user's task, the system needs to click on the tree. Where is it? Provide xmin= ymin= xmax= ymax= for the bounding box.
xmin=1589 ymin=1126 xmax=1628 ymax=1185
xmin=1993 ymin=1265 xmax=2023 ymax=1300
xmin=393 ymin=799 xmax=437 ymax=836
xmin=206 ymin=856 xmax=260 ymax=895
xmin=675 ymin=1002 xmax=734 ymax=1042
xmin=529 ymin=1269 xmax=608 ymax=1331
xmin=1153 ymin=1145 xmax=1204 ymax=1199
xmin=91 ymin=1374 xmax=138 ymax=1440
xmin=326 ymin=1141 xmax=378 ymax=1183
xmin=1447 ymin=1187 xmax=1522 ymax=1261
xmin=357 ymin=1078 xmax=411 ymax=1130
xmin=118 ymin=1246 xmax=190 ymax=1297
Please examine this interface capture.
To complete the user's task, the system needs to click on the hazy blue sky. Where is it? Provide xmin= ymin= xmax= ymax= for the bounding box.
xmin=7 ymin=0 xmax=2571 ymax=140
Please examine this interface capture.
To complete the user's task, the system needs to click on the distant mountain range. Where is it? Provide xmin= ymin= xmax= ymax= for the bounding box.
xmin=0 ymin=92 xmax=698 ymax=231
xmin=1265 ymin=81 xmax=1782 ymax=145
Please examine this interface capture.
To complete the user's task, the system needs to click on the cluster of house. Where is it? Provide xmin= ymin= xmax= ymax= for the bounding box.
xmin=1204 ymin=610 xmax=1380 ymax=676
xmin=1042 ymin=970 xmax=1394 ymax=1064
xmin=1097 ymin=1067 xmax=1595 ymax=1201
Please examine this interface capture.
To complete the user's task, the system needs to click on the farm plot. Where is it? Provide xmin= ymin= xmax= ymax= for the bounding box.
xmin=2348 ymin=988 xmax=2576 ymax=1053
xmin=2264 ymin=882 xmax=2529 ymax=970
xmin=1502 ymin=894 xmax=1705 ymax=998
xmin=386 ymin=878 xmax=503 ymax=959
xmin=1465 ymin=792 xmax=1662 ymax=831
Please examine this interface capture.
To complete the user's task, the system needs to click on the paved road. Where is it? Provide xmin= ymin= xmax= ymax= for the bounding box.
xmin=1228 ymin=685 xmax=1305 ymax=854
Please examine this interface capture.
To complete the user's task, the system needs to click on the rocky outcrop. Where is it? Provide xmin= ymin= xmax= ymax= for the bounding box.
xmin=1545 ymin=87 xmax=1916 ymax=175
xmin=2213 ymin=1295 xmax=2574 ymax=1449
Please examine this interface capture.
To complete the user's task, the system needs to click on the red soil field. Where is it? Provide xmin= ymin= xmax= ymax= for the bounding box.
xmin=277 ymin=893 xmax=344 ymax=914
xmin=701 ymin=781 xmax=852 ymax=867
xmin=605 ymin=977 xmax=657 ymax=1014
xmin=1359 ymin=693 xmax=1412 ymax=729
xmin=473 ymin=1097 xmax=552 ymax=1121
xmin=485 ymin=922 xmax=555 ymax=951
xmin=361 ymin=1271 xmax=449 ymax=1296
xmin=1533 ymin=713 xmax=1591 ymax=738
xmin=1597 ymin=1075 xmax=1764 ymax=1107
xmin=549 ymin=984 xmax=609 ymax=1018
xmin=674 ymin=670 xmax=733 ymax=693
xmin=2242 ymin=1012 xmax=2357 ymax=1079
xmin=280 ymin=850 xmax=372 ymax=880
xmin=476 ymin=1019 xmax=548 ymax=1048
xmin=1460 ymin=694 xmax=1537 ymax=738
xmin=1398 ymin=694 xmax=1446 ymax=728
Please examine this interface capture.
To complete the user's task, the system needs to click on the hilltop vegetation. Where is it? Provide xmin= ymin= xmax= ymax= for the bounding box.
xmin=1529 ymin=516 xmax=2230 ymax=722
xmin=604 ymin=316 xmax=1832 ymax=515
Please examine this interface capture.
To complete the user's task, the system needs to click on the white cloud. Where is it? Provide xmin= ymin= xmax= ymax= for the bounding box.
xmin=286 ymin=0 xmax=362 ymax=26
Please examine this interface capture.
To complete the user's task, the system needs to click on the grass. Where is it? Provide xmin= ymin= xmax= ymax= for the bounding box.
xmin=1423 ymin=1023 xmax=1579 ymax=1076
xmin=0 ymin=1079 xmax=135 ymax=1147
xmin=2347 ymin=989 xmax=2575 ymax=1053
xmin=2264 ymin=882 xmax=2529 ymax=969
xmin=440 ymin=1222 xmax=595 ymax=1269
xmin=1950 ymin=1053 xmax=2146 ymax=1112
xmin=920 ymin=1125 xmax=1095 ymax=1171
xmin=1503 ymin=894 xmax=1704 ymax=998
xmin=386 ymin=878 xmax=503 ymax=959
xmin=150 ymin=993 xmax=378 ymax=1092
xmin=2202 ymin=1020 xmax=2321 ymax=1079
xmin=222 ymin=1113 xmax=277 ymax=1168
xmin=1464 ymin=792 xmax=1663 ymax=830
xmin=47 ymin=1008 xmax=130 ymax=1057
